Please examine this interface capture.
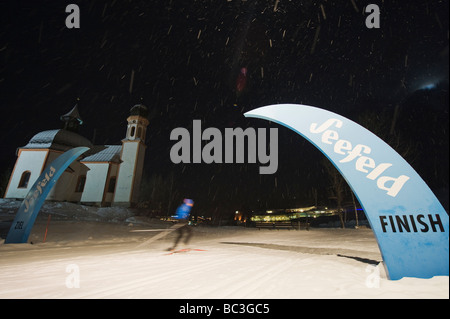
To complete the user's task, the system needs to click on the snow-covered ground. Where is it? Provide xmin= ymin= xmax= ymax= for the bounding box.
xmin=0 ymin=199 xmax=448 ymax=299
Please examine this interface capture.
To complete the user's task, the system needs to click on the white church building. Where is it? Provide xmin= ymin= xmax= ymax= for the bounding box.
xmin=3 ymin=104 xmax=149 ymax=207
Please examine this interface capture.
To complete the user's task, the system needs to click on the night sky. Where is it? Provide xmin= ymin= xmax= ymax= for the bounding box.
xmin=0 ymin=0 xmax=448 ymax=217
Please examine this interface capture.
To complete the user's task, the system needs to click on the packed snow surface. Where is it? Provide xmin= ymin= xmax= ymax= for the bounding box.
xmin=0 ymin=200 xmax=448 ymax=299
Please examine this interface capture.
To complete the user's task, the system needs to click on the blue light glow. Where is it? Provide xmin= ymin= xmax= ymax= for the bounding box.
xmin=421 ymin=83 xmax=436 ymax=90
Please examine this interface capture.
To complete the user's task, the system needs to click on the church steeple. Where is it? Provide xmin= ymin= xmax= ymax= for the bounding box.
xmin=113 ymin=104 xmax=149 ymax=207
xmin=61 ymin=104 xmax=83 ymax=133
xmin=124 ymin=104 xmax=149 ymax=142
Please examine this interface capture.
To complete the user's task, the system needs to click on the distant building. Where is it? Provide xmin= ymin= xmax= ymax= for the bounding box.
xmin=3 ymin=104 xmax=149 ymax=207
xmin=250 ymin=206 xmax=336 ymax=223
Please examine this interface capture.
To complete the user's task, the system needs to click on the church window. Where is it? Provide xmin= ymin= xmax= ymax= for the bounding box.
xmin=130 ymin=126 xmax=136 ymax=138
xmin=107 ymin=177 xmax=116 ymax=193
xmin=18 ymin=171 xmax=31 ymax=188
xmin=75 ymin=175 xmax=86 ymax=193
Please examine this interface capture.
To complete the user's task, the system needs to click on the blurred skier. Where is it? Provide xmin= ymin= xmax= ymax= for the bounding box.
xmin=168 ymin=198 xmax=194 ymax=251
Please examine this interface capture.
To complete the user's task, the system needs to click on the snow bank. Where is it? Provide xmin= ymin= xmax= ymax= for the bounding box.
xmin=0 ymin=198 xmax=134 ymax=223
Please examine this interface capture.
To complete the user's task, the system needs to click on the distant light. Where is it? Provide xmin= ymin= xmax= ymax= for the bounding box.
xmin=421 ymin=83 xmax=436 ymax=90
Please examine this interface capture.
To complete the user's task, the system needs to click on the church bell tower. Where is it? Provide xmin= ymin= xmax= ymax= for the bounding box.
xmin=113 ymin=104 xmax=149 ymax=207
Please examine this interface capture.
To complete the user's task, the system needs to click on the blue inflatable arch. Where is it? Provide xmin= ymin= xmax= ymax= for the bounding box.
xmin=245 ymin=104 xmax=448 ymax=280
xmin=5 ymin=147 xmax=90 ymax=244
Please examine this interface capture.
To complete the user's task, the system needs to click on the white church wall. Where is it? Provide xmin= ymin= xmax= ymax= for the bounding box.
xmin=47 ymin=170 xmax=76 ymax=201
xmin=4 ymin=149 xmax=48 ymax=199
xmin=130 ymin=144 xmax=146 ymax=203
xmin=45 ymin=150 xmax=71 ymax=201
xmin=103 ymin=163 xmax=118 ymax=204
xmin=45 ymin=153 xmax=89 ymax=202
xmin=67 ymin=162 xmax=89 ymax=202
xmin=113 ymin=141 xmax=139 ymax=205
xmin=80 ymin=162 xmax=109 ymax=204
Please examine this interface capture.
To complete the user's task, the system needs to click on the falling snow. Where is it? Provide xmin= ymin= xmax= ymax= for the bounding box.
xmin=0 ymin=0 xmax=448 ymax=225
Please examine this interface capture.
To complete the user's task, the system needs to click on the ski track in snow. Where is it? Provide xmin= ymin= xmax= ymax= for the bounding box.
xmin=1 ymin=236 xmax=448 ymax=299
xmin=0 ymin=204 xmax=448 ymax=299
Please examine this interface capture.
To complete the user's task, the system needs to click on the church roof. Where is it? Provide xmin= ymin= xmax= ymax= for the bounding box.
xmin=21 ymin=129 xmax=93 ymax=152
xmin=20 ymin=130 xmax=122 ymax=163
xmin=81 ymin=145 xmax=122 ymax=163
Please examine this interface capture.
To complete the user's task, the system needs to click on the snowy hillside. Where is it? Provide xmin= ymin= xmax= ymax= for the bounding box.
xmin=0 ymin=199 xmax=448 ymax=299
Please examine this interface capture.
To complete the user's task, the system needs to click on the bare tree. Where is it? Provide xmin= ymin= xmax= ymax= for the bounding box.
xmin=0 ymin=168 xmax=12 ymax=198
xmin=351 ymin=191 xmax=359 ymax=228
xmin=139 ymin=172 xmax=178 ymax=218
xmin=321 ymin=109 xmax=418 ymax=229
xmin=323 ymin=159 xmax=346 ymax=228
xmin=357 ymin=109 xmax=418 ymax=165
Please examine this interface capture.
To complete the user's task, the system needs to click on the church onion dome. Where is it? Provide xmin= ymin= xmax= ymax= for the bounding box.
xmin=129 ymin=104 xmax=149 ymax=119
xmin=60 ymin=104 xmax=83 ymax=125
xmin=60 ymin=104 xmax=83 ymax=133
xmin=21 ymin=129 xmax=93 ymax=152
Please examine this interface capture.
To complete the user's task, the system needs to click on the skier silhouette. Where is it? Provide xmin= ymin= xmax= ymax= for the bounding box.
xmin=168 ymin=199 xmax=194 ymax=251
